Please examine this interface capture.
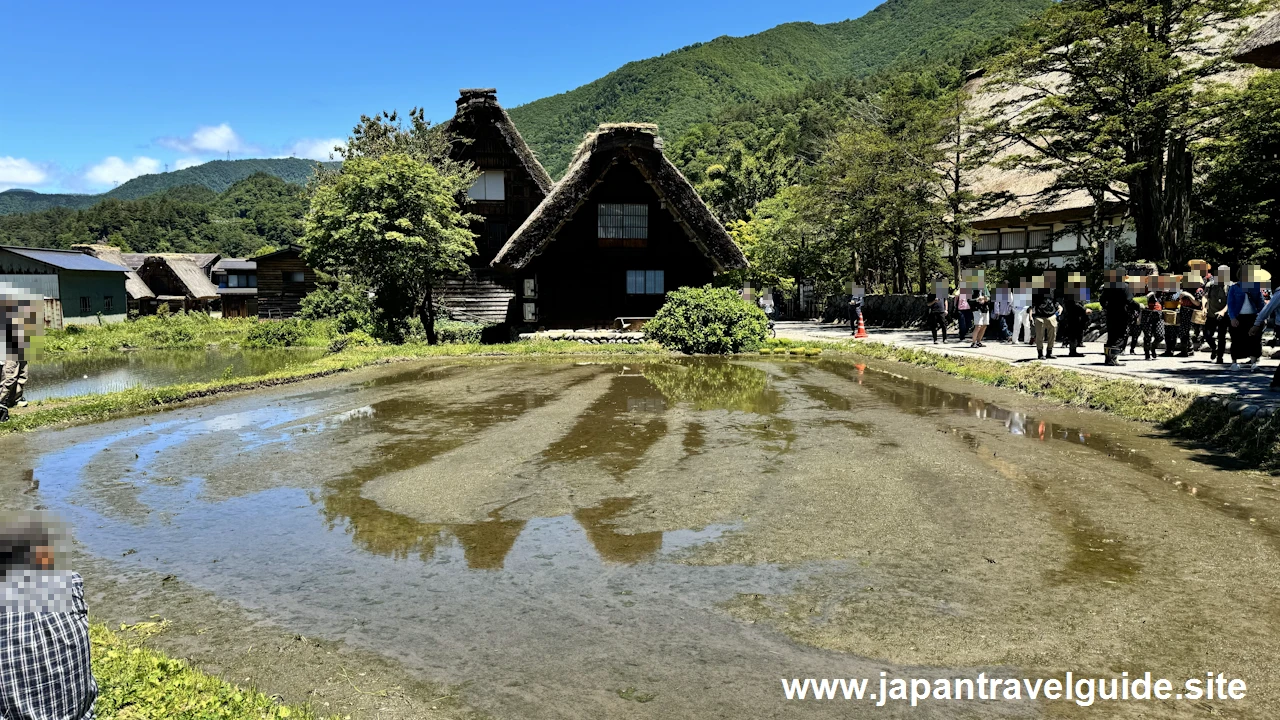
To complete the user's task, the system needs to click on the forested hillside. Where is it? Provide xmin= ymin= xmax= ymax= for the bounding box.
xmin=0 ymin=158 xmax=330 ymax=215
xmin=0 ymin=172 xmax=305 ymax=257
xmin=508 ymin=0 xmax=1052 ymax=176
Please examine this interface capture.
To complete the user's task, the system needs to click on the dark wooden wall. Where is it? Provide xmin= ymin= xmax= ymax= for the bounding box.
xmin=256 ymin=249 xmax=317 ymax=318
xmin=524 ymin=163 xmax=716 ymax=329
xmin=453 ymin=110 xmax=546 ymax=267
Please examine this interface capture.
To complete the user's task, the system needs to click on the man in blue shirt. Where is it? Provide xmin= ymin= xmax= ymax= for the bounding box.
xmin=1227 ymin=266 xmax=1266 ymax=371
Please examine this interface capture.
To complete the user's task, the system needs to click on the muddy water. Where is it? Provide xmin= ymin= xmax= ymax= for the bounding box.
xmin=26 ymin=347 xmax=326 ymax=400
xmin=3 ymin=357 xmax=1279 ymax=719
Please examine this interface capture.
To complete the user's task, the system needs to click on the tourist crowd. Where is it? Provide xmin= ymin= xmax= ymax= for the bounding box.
xmin=925 ymin=262 xmax=1280 ymax=393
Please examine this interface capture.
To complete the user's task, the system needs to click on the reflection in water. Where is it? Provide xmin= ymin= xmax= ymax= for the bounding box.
xmin=819 ymin=360 xmax=1158 ymax=473
xmin=542 ymin=374 xmax=669 ymax=479
xmin=574 ymin=498 xmax=664 ymax=564
xmin=27 ymin=348 xmax=326 ymax=401
xmin=642 ymin=361 xmax=782 ymax=414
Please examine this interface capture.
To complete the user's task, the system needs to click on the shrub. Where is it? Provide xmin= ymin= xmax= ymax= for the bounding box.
xmin=243 ymin=319 xmax=307 ymax=348
xmin=435 ymin=320 xmax=487 ymax=345
xmin=644 ymin=285 xmax=768 ymax=354
xmin=298 ymin=281 xmax=375 ymax=335
xmin=327 ymin=330 xmax=376 ymax=353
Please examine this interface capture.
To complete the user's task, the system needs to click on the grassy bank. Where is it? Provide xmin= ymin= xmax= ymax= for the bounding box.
xmin=1165 ymin=397 xmax=1280 ymax=472
xmin=92 ymin=621 xmax=328 ymax=720
xmin=41 ymin=314 xmax=333 ymax=353
xmin=5 ymin=340 xmax=665 ymax=434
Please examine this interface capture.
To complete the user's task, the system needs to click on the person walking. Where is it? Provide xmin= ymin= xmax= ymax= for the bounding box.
xmin=1032 ymin=285 xmax=1060 ymax=360
xmin=994 ymin=281 xmax=1013 ymax=343
xmin=1 ymin=295 xmax=36 ymax=411
xmin=1060 ymin=290 xmax=1088 ymax=358
xmin=1012 ymin=280 xmax=1032 ymax=345
xmin=1227 ymin=267 xmax=1265 ymax=371
xmin=954 ymin=286 xmax=972 ymax=342
xmin=1140 ymin=279 xmax=1166 ymax=361
xmin=970 ymin=289 xmax=991 ymax=348
xmin=1099 ymin=269 xmax=1132 ymax=366
xmin=1174 ymin=274 xmax=1203 ymax=359
xmin=1252 ymin=289 xmax=1280 ymax=391
xmin=925 ymin=294 xmax=948 ymax=344
xmin=848 ymin=288 xmax=865 ymax=336
xmin=1161 ymin=277 xmax=1183 ymax=357
xmin=1202 ymin=265 xmax=1231 ymax=364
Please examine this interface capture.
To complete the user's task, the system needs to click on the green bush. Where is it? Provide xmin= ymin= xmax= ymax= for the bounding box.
xmin=298 ymin=281 xmax=375 ymax=335
xmin=327 ymin=329 xmax=376 ymax=353
xmin=644 ymin=285 xmax=768 ymax=354
xmin=243 ymin=319 xmax=308 ymax=348
xmin=435 ymin=319 xmax=487 ymax=345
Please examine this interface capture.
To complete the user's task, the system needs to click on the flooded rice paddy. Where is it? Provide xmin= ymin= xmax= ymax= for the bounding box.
xmin=3 ymin=356 xmax=1279 ymax=719
xmin=26 ymin=347 xmax=326 ymax=401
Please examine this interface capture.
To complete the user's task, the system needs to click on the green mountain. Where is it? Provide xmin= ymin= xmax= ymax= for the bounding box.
xmin=0 ymin=158 xmax=330 ymax=216
xmin=508 ymin=0 xmax=1052 ymax=177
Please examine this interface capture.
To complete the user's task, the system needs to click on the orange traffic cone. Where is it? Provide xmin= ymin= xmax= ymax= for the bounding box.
xmin=854 ymin=314 xmax=868 ymax=339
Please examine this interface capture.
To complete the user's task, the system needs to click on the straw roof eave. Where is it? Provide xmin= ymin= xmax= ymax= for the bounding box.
xmin=1235 ymin=14 xmax=1280 ymax=68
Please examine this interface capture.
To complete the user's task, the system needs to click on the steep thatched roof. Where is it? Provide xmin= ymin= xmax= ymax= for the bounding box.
xmin=444 ymin=89 xmax=554 ymax=195
xmin=1236 ymin=13 xmax=1280 ymax=67
xmin=71 ymin=244 xmax=156 ymax=300
xmin=120 ymin=252 xmax=221 ymax=271
xmin=492 ymin=123 xmax=746 ymax=272
xmin=139 ymin=256 xmax=220 ymax=300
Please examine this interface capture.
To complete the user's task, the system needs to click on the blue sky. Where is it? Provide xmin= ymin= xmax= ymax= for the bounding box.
xmin=0 ymin=0 xmax=879 ymax=194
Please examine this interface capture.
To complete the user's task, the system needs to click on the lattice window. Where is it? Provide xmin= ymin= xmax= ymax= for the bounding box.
xmin=598 ymin=204 xmax=649 ymax=240
xmin=1000 ymin=230 xmax=1027 ymax=250
xmin=1028 ymin=228 xmax=1050 ymax=249
xmin=975 ymin=233 xmax=999 ymax=252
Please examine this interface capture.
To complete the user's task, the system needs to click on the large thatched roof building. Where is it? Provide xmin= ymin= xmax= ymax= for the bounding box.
xmin=435 ymin=89 xmax=556 ymax=325
xmin=492 ymin=123 xmax=745 ymax=329
xmin=1235 ymin=14 xmax=1280 ymax=67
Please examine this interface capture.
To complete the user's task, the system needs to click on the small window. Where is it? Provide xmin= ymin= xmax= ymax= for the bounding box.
xmin=626 ymin=270 xmax=664 ymax=295
xmin=248 ymin=274 xmax=257 ymax=288
xmin=284 ymin=271 xmax=305 ymax=283
xmin=599 ymin=204 xmax=648 ymax=246
xmin=467 ymin=170 xmax=506 ymax=201
xmin=79 ymin=296 xmax=91 ymax=315
xmin=228 ymin=274 xmax=240 ymax=288
xmin=1028 ymin=228 xmax=1050 ymax=249
xmin=103 ymin=296 xmax=114 ymax=313
xmin=975 ymin=233 xmax=999 ymax=252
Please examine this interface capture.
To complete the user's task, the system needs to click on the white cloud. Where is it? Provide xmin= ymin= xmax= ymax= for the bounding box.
xmin=85 ymin=156 xmax=161 ymax=186
xmin=284 ymin=138 xmax=346 ymax=161
xmin=0 ymin=157 xmax=49 ymax=190
xmin=159 ymin=123 xmax=253 ymax=154
xmin=175 ymin=157 xmax=205 ymax=170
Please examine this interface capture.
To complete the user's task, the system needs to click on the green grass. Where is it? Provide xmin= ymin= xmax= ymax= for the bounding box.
xmin=5 ymin=340 xmax=665 ymax=435
xmin=92 ymin=621 xmax=328 ymax=720
xmin=1165 ymin=398 xmax=1280 ymax=472
xmin=40 ymin=314 xmax=334 ymax=353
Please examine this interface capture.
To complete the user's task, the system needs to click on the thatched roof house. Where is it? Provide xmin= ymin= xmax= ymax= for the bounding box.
xmin=72 ymin=244 xmax=156 ymax=303
xmin=491 ymin=123 xmax=745 ymax=329
xmin=431 ymin=89 xmax=560 ymax=325
xmin=136 ymin=256 xmax=220 ymax=311
xmin=1235 ymin=13 xmax=1280 ymax=67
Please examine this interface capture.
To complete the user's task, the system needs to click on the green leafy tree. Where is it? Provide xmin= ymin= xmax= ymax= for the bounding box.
xmin=1194 ymin=72 xmax=1280 ymax=270
xmin=303 ymin=154 xmax=475 ymax=344
xmin=984 ymin=0 xmax=1264 ymax=265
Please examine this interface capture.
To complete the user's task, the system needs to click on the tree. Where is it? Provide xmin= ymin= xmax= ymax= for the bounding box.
xmin=303 ymin=154 xmax=475 ymax=344
xmin=1194 ymin=72 xmax=1280 ymax=270
xmin=984 ymin=0 xmax=1263 ymax=265
xmin=304 ymin=109 xmax=478 ymax=344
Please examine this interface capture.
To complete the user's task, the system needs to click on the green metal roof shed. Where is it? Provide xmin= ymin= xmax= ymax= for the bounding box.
xmin=0 ymin=246 xmax=130 ymax=327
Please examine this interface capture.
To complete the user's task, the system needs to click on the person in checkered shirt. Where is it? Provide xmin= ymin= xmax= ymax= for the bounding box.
xmin=0 ymin=518 xmax=97 ymax=720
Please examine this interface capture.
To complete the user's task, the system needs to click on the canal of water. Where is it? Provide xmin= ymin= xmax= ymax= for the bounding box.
xmin=2 ymin=357 xmax=1276 ymax=719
